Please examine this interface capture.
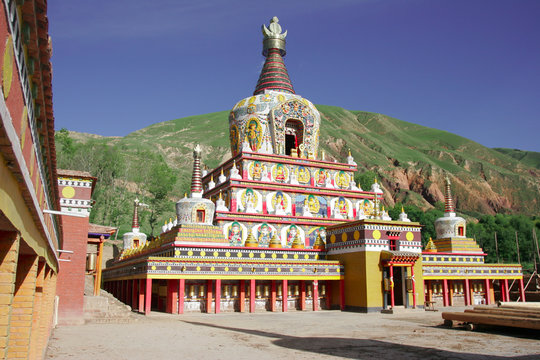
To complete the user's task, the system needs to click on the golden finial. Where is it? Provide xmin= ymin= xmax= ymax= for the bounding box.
xmin=374 ymin=178 xmax=378 ymax=184
xmin=184 ymin=192 xmax=187 ymax=198
xmin=221 ymin=167 xmax=224 ymax=175
xmin=348 ymin=148 xmax=351 ymax=157
xmin=219 ymin=191 xmax=223 ymax=200
xmin=211 ymin=173 xmax=214 ymax=181
xmin=401 ymin=205 xmax=405 ymax=213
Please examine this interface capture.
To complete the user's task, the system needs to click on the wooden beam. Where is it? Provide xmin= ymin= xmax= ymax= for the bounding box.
xmin=442 ymin=312 xmax=540 ymax=330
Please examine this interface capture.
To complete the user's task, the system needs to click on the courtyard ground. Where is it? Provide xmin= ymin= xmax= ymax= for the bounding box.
xmin=46 ymin=307 xmax=540 ymax=359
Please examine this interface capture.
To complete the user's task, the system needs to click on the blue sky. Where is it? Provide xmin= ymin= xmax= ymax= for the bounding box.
xmin=49 ymin=0 xmax=540 ymax=152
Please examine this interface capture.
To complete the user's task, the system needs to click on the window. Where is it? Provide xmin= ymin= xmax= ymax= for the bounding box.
xmin=196 ymin=209 xmax=205 ymax=222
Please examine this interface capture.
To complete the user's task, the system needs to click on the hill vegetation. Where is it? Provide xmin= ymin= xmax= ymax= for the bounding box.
xmin=55 ymin=106 xmax=540 ymax=271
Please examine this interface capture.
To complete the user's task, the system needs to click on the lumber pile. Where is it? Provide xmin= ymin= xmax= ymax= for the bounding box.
xmin=442 ymin=302 xmax=540 ymax=330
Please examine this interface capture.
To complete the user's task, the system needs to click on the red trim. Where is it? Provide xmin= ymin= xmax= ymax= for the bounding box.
xmin=464 ymin=279 xmax=470 ymax=306
xmin=206 ymin=280 xmax=213 ymax=313
xmin=167 ymin=279 xmax=178 ymax=314
xmin=300 ymin=280 xmax=306 ymax=311
xmin=138 ymin=279 xmax=145 ymax=313
xmin=519 ymin=278 xmax=526 ymax=302
xmin=422 ymin=252 xmax=487 ymax=256
xmin=442 ymin=279 xmax=448 ymax=306
xmin=171 ymin=243 xmax=323 ymax=252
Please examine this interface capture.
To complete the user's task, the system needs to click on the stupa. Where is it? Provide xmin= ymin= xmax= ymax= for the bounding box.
xmin=202 ymin=17 xmax=383 ymax=249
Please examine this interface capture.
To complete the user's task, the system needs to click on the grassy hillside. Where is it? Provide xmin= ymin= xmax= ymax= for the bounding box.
xmin=55 ymin=105 xmax=540 ymax=237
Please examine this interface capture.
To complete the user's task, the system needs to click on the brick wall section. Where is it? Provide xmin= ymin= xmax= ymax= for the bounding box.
xmin=7 ymin=254 xmax=38 ymax=359
xmin=0 ymin=231 xmax=20 ymax=358
xmin=28 ymin=260 xmax=45 ymax=359
xmin=57 ymin=215 xmax=89 ymax=323
xmin=37 ymin=267 xmax=57 ymax=358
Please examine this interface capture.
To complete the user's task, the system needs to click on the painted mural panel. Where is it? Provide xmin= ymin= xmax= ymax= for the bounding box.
xmin=266 ymin=191 xmax=292 ymax=215
xmin=306 ymin=226 xmax=326 ymax=247
xmin=295 ymin=194 xmax=327 ymax=217
xmin=330 ymin=196 xmax=353 ymax=219
xmin=251 ymin=223 xmax=277 ymax=247
xmin=224 ymin=221 xmax=247 ymax=246
xmin=237 ymin=188 xmax=263 ymax=213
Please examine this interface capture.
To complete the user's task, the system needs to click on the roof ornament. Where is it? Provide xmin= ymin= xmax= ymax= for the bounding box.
xmin=444 ymin=175 xmax=456 ymax=216
xmin=190 ymin=144 xmax=203 ymax=198
xmin=262 ymin=16 xmax=287 ymax=56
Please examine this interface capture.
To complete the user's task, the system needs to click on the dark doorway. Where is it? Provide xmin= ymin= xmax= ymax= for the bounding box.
xmin=393 ymin=266 xmax=404 ymax=306
xmin=284 ymin=119 xmax=304 ymax=155
xmin=196 ymin=209 xmax=205 ymax=223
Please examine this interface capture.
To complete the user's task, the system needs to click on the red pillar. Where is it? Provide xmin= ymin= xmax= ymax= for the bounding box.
xmin=119 ymin=280 xmax=124 ymax=303
xmin=250 ymin=279 xmax=256 ymax=313
xmin=206 ymin=280 xmax=213 ymax=313
xmin=270 ymin=281 xmax=276 ymax=312
xmin=178 ymin=279 xmax=185 ymax=314
xmin=125 ymin=280 xmax=130 ymax=304
xmin=138 ymin=279 xmax=145 ymax=313
xmin=484 ymin=279 xmax=491 ymax=305
xmin=300 ymin=281 xmax=306 ymax=311
xmin=442 ymin=279 xmax=449 ymax=307
xmin=167 ymin=279 xmax=179 ymax=314
xmin=410 ymin=266 xmax=416 ymax=308
xmin=389 ymin=266 xmax=395 ymax=308
xmin=144 ymin=278 xmax=152 ymax=315
xmin=464 ymin=279 xmax=470 ymax=306
xmin=282 ymin=280 xmax=288 ymax=312
xmin=503 ymin=279 xmax=509 ymax=302
xmin=313 ymin=280 xmax=319 ymax=311
xmin=128 ymin=280 xmax=133 ymax=306
xmin=339 ymin=278 xmax=345 ymax=310
xmin=519 ymin=278 xmax=526 ymax=302
xmin=215 ymin=279 xmax=221 ymax=314
xmin=132 ymin=279 xmax=138 ymax=310
xmin=239 ymin=280 xmax=245 ymax=313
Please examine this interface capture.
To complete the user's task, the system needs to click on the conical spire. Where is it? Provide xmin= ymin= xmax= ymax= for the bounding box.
xmin=444 ymin=176 xmax=455 ymax=213
xmin=131 ymin=198 xmax=140 ymax=230
xmin=191 ymin=144 xmax=203 ymax=198
xmin=254 ymin=17 xmax=294 ymax=95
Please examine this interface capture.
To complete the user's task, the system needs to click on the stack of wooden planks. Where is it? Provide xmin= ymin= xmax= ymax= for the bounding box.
xmin=442 ymin=302 xmax=540 ymax=331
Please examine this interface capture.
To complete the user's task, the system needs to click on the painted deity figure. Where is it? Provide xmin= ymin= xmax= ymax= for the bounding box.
xmin=244 ymin=189 xmax=257 ymax=212
xmin=362 ymin=199 xmax=374 ymax=217
xmin=316 ymin=169 xmax=327 ymax=186
xmin=338 ymin=197 xmax=348 ymax=218
xmin=247 ymin=119 xmax=261 ymax=151
xmin=275 ymin=164 xmax=286 ymax=182
xmin=297 ymin=166 xmax=310 ymax=184
xmin=336 ymin=171 xmax=350 ymax=189
xmin=257 ymin=223 xmax=272 ymax=247
xmin=274 ymin=191 xmax=286 ymax=214
xmin=228 ymin=222 xmax=243 ymax=246
xmin=230 ymin=124 xmax=239 ymax=155
xmin=286 ymin=225 xmax=299 ymax=247
xmin=252 ymin=161 xmax=262 ymax=180
xmin=304 ymin=195 xmax=320 ymax=214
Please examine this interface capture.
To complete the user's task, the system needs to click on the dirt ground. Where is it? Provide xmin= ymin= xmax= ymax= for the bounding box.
xmin=46 ymin=307 xmax=540 ymax=360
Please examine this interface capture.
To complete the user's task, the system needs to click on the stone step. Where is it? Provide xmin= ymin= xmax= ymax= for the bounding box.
xmin=83 ymin=289 xmax=139 ymax=324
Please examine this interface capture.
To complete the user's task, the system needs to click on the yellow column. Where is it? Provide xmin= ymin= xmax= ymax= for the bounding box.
xmin=0 ymin=232 xmax=20 ymax=358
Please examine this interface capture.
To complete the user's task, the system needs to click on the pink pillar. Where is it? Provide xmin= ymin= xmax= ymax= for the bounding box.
xmin=313 ymin=280 xmax=319 ymax=311
xmin=282 ymin=280 xmax=288 ymax=312
xmin=464 ymin=279 xmax=470 ymax=306
xmin=206 ymin=280 xmax=213 ymax=313
xmin=339 ymin=278 xmax=345 ymax=310
xmin=389 ymin=266 xmax=395 ymax=308
xmin=410 ymin=266 xmax=416 ymax=308
xmin=167 ymin=279 xmax=179 ymax=314
xmin=250 ymin=279 xmax=256 ymax=313
xmin=138 ymin=279 xmax=145 ymax=313
xmin=442 ymin=279 xmax=449 ymax=307
xmin=144 ymin=278 xmax=152 ymax=315
xmin=502 ymin=279 xmax=510 ymax=302
xmin=178 ymin=279 xmax=185 ymax=314
xmin=270 ymin=281 xmax=276 ymax=312
xmin=215 ymin=279 xmax=221 ymax=314
xmin=519 ymin=278 xmax=526 ymax=302
xmin=484 ymin=278 xmax=491 ymax=305
xmin=300 ymin=281 xmax=306 ymax=311
xmin=239 ymin=280 xmax=245 ymax=313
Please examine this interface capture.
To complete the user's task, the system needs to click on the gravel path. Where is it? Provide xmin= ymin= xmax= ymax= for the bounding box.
xmin=46 ymin=308 xmax=540 ymax=359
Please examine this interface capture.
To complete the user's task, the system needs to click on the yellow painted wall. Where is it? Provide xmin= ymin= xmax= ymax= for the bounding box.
xmin=0 ymin=155 xmax=57 ymax=271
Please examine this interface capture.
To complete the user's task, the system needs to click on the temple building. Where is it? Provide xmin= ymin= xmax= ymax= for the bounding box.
xmin=102 ymin=17 xmax=525 ymax=315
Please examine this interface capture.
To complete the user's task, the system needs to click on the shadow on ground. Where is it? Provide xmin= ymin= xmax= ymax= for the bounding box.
xmin=184 ymin=320 xmax=539 ymax=359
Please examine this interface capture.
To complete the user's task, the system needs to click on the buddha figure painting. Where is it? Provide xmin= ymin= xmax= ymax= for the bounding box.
xmin=361 ymin=199 xmax=374 ymax=216
xmin=297 ymin=166 xmax=310 ymax=184
xmin=316 ymin=169 xmax=327 ymax=186
xmin=304 ymin=194 xmax=320 ymax=214
xmin=243 ymin=188 xmax=258 ymax=211
xmin=335 ymin=170 xmax=350 ymax=189
xmin=273 ymin=191 xmax=287 ymax=212
xmin=250 ymin=161 xmax=263 ymax=180
xmin=228 ymin=222 xmax=243 ymax=246
xmin=257 ymin=223 xmax=273 ymax=247
xmin=337 ymin=197 xmax=349 ymax=218
xmin=246 ymin=118 xmax=262 ymax=151
xmin=274 ymin=164 xmax=287 ymax=183
xmin=286 ymin=225 xmax=299 ymax=247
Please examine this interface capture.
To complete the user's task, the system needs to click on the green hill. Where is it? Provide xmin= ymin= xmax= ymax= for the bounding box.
xmin=55 ymin=106 xmax=540 ymax=236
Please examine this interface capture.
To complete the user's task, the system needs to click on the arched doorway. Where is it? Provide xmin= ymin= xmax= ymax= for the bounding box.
xmin=284 ymin=119 xmax=304 ymax=155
